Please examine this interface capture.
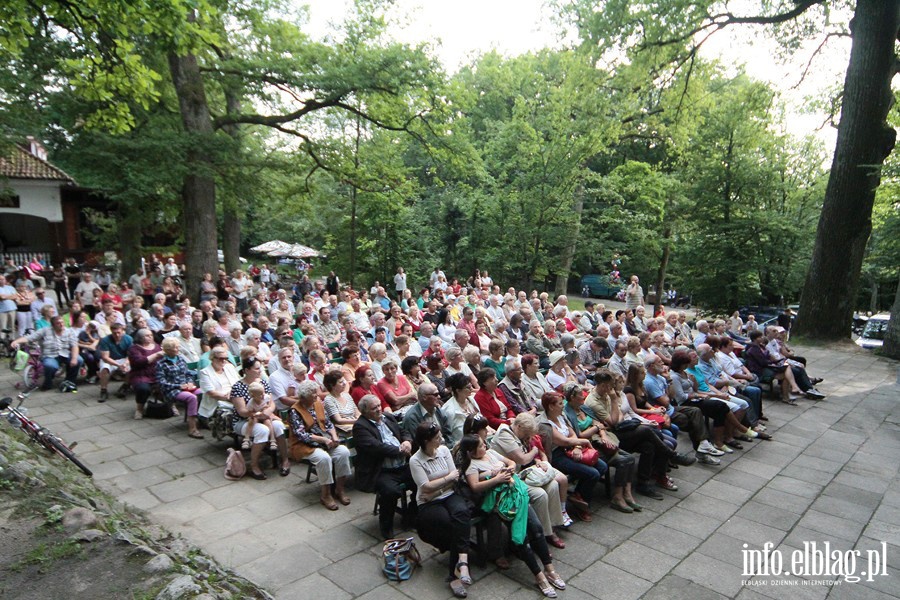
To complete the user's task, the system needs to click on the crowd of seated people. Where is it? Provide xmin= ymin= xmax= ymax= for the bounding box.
xmin=4 ymin=256 xmax=834 ymax=599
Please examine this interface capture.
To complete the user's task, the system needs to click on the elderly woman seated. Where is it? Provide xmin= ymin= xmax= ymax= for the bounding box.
xmin=538 ymin=391 xmax=608 ymax=522
xmin=562 ymin=383 xmax=639 ymax=514
xmin=458 ymin=434 xmax=567 ymax=598
xmin=287 ymin=380 xmax=353 ymax=510
xmin=322 ymin=370 xmax=361 ymax=439
xmin=490 ymin=412 xmax=570 ymax=545
xmin=156 ymin=337 xmax=204 ymax=438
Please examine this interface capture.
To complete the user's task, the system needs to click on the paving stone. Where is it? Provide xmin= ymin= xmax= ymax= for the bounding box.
xmin=570 ymin=561 xmax=653 ymax=600
xmin=319 ymin=552 xmax=386 ymax=596
xmin=766 ymin=476 xmax=824 ymax=499
xmin=149 ymin=475 xmax=211 ymax=503
xmin=277 ymin=572 xmax=354 ymax=600
xmin=754 ymin=487 xmax=816 ymax=513
xmin=695 ymin=531 xmax=753 ymax=568
xmin=677 ymin=492 xmax=741 ymax=521
xmin=782 ymin=526 xmax=858 ymax=551
xmin=820 ymin=482 xmax=883 ymax=509
xmin=107 ymin=465 xmax=174 ymax=493
xmin=735 ymin=502 xmax=802 ymax=532
xmin=673 ymin=552 xmax=746 ymax=597
xmin=641 ymin=574 xmax=729 ymax=600
xmin=729 ymin=459 xmax=785 ymax=480
xmin=307 ymin=522 xmax=380 ymax=562
xmin=241 ymin=541 xmax=330 ymax=591
xmin=549 ymin=529 xmax=609 ymax=571
xmin=697 ymin=478 xmax=757 ymax=504
xmin=862 ymin=520 xmax=900 ymax=549
xmin=602 ymin=540 xmax=680 ymax=583
xmin=118 ymin=487 xmax=162 ymax=511
xmin=654 ymin=506 xmax=724 ymax=539
xmin=747 ymin=575 xmax=832 ymax=600
xmin=121 ymin=448 xmax=177 ymax=471
xmin=796 ymin=509 xmax=867 ymax=543
xmin=809 ymin=495 xmax=876 ymax=525
xmin=631 ymin=523 xmax=703 ymax=560
xmin=201 ymin=529 xmax=273 ymax=567
xmin=712 ymin=468 xmax=770 ymax=493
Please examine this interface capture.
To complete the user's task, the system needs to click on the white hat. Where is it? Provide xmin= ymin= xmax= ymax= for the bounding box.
xmin=549 ymin=350 xmax=567 ymax=366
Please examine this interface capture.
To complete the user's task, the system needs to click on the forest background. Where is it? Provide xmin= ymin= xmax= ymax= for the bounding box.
xmin=0 ymin=0 xmax=898 ymax=349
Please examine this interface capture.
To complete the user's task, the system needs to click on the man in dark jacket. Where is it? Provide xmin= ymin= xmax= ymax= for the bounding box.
xmin=353 ymin=394 xmax=416 ymax=539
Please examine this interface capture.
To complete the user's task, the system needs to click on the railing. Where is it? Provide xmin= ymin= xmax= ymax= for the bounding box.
xmin=3 ymin=250 xmax=50 ymax=268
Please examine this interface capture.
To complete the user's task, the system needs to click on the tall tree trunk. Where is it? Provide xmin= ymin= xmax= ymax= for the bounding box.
xmin=349 ymin=111 xmax=362 ymax=287
xmin=168 ymin=50 xmax=218 ymax=303
xmin=554 ymin=186 xmax=584 ymax=297
xmin=883 ymin=272 xmax=900 ymax=359
xmin=222 ymin=88 xmax=242 ymax=275
xmin=117 ymin=206 xmax=142 ymax=278
xmin=869 ymin=277 xmax=879 ymax=314
xmin=654 ymin=221 xmax=672 ymax=315
xmin=794 ymin=0 xmax=900 ymax=339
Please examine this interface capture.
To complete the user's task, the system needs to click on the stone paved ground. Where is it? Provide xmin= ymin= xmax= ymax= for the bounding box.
xmin=2 ymin=343 xmax=898 ymax=600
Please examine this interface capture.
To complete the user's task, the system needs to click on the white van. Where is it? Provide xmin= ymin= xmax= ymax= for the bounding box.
xmin=855 ymin=314 xmax=890 ymax=350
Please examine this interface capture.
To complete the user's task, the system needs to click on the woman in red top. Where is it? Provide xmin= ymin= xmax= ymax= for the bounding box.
xmin=473 ymin=368 xmax=514 ymax=429
xmin=375 ymin=358 xmax=416 ymax=412
xmin=349 ymin=365 xmax=389 ymax=412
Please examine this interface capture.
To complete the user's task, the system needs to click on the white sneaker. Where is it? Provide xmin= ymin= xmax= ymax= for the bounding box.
xmin=698 ymin=440 xmax=724 ymax=456
xmin=134 ymin=409 xmax=143 ymax=420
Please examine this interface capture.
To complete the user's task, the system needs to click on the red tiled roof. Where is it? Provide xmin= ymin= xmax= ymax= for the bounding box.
xmin=0 ymin=144 xmax=75 ymax=184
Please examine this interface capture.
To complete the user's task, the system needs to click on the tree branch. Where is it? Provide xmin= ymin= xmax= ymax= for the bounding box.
xmin=640 ymin=0 xmax=826 ymax=50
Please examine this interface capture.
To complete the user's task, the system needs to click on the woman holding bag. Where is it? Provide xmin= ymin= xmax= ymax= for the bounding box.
xmin=490 ymin=412 xmax=570 ymax=544
xmin=459 ymin=434 xmax=566 ymax=598
xmin=562 ymin=383 xmax=640 ymax=513
xmin=537 ymin=392 xmax=607 ymax=522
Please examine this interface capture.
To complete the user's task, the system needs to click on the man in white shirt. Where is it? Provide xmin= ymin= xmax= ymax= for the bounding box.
xmin=30 ymin=288 xmax=57 ymax=324
xmin=269 ymin=347 xmax=300 ymax=410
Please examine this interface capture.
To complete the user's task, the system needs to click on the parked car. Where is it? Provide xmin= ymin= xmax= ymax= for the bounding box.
xmin=855 ymin=313 xmax=890 ymax=350
xmin=580 ymin=274 xmax=624 ymax=299
xmin=737 ymin=305 xmax=784 ymax=328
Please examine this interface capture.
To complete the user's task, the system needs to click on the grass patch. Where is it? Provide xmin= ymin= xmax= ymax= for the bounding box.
xmin=11 ymin=539 xmax=84 ymax=572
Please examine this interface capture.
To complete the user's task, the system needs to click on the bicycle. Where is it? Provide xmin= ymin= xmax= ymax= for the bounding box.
xmin=0 ymin=396 xmax=92 ymax=476
xmin=0 ymin=329 xmax=13 ymax=359
xmin=8 ymin=342 xmax=42 ymax=396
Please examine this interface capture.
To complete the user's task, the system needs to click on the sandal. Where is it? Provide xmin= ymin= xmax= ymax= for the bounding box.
xmin=449 ymin=578 xmax=467 ymax=598
xmin=320 ymin=497 xmax=339 ymax=511
xmin=537 ymin=577 xmax=558 ymax=598
xmin=241 ymin=439 xmax=250 ymax=451
xmin=279 ymin=465 xmax=291 ymax=477
xmin=337 ymin=493 xmax=351 ymax=506
xmin=269 ymin=440 xmax=278 ymax=451
xmin=187 ymin=430 xmax=204 ymax=439
xmin=545 ymin=570 xmax=566 ymax=590
xmin=626 ymin=499 xmax=644 ymax=512
xmin=455 ymin=561 xmax=472 ymax=585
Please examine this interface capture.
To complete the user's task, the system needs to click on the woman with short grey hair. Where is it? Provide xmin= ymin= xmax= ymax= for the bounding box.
xmin=287 ymin=379 xmax=352 ymax=510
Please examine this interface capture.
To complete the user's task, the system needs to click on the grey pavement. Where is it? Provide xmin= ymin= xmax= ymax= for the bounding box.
xmin=3 ymin=344 xmax=899 ymax=599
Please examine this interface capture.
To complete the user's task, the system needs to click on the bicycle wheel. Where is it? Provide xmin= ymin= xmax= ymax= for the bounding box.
xmin=45 ymin=435 xmax=93 ymax=477
xmin=22 ymin=364 xmax=40 ymax=390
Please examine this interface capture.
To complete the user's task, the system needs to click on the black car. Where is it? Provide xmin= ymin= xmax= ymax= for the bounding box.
xmin=737 ymin=305 xmax=789 ymax=329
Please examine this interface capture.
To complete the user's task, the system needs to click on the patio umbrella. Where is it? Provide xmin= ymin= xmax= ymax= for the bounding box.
xmin=249 ymin=240 xmax=290 ymax=254
xmin=275 ymin=243 xmax=321 ymax=259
